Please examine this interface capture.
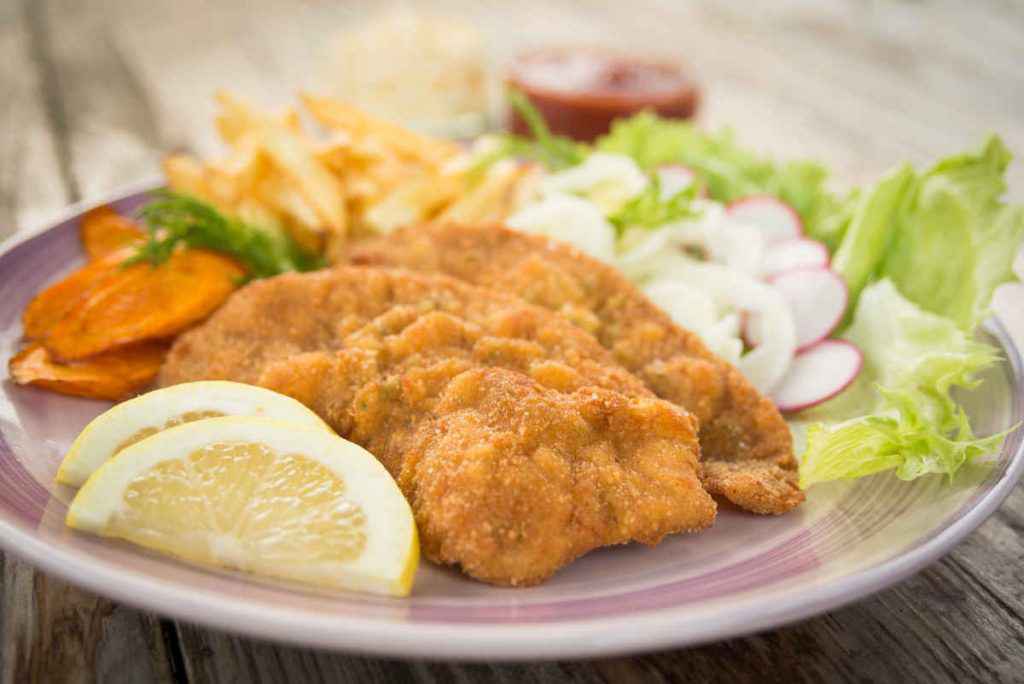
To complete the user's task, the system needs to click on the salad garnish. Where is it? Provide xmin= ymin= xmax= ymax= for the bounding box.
xmin=503 ymin=103 xmax=1022 ymax=488
xmin=131 ymin=191 xmax=323 ymax=278
xmin=609 ymin=177 xmax=701 ymax=234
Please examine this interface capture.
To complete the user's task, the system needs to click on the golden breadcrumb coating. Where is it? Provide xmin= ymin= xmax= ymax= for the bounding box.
xmin=402 ymin=368 xmax=714 ymax=586
xmin=160 ymin=267 xmax=714 ymax=584
xmin=344 ymin=223 xmax=802 ymax=514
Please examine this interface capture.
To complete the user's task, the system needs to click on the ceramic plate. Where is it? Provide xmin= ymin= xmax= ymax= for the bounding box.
xmin=0 ymin=186 xmax=1021 ymax=661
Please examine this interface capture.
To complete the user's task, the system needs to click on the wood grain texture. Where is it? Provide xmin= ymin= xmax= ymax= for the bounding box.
xmin=1 ymin=0 xmax=1023 ymax=682
xmin=0 ymin=4 xmax=176 ymax=683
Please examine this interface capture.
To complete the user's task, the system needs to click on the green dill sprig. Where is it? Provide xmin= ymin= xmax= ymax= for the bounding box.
xmin=608 ymin=177 xmax=702 ymax=235
xmin=506 ymin=89 xmax=587 ymax=170
xmin=129 ymin=191 xmax=323 ymax=278
xmin=467 ymin=89 xmax=588 ymax=181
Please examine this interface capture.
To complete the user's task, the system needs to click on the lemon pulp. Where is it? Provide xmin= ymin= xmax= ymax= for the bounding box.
xmin=116 ymin=410 xmax=226 ymax=452
xmin=108 ymin=441 xmax=368 ymax=582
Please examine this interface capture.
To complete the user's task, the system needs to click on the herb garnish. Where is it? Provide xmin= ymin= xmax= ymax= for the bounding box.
xmin=468 ymin=89 xmax=588 ymax=180
xmin=608 ymin=177 xmax=701 ymax=235
xmin=130 ymin=191 xmax=322 ymax=278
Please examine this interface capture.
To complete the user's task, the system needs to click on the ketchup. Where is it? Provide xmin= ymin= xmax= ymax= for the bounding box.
xmin=507 ymin=48 xmax=700 ymax=142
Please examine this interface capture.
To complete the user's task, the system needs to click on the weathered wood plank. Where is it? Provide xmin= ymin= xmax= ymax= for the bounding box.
xmin=0 ymin=555 xmax=177 ymax=684
xmin=0 ymin=3 xmax=176 ymax=682
xmin=171 ymin=488 xmax=1024 ymax=684
xmin=0 ymin=1 xmax=69 ymax=237
xmin=36 ymin=0 xmax=166 ymax=199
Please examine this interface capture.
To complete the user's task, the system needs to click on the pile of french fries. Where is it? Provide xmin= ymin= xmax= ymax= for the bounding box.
xmin=165 ymin=92 xmax=541 ymax=262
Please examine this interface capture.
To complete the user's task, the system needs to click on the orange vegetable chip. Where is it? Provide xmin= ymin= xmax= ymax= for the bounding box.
xmin=21 ymin=248 xmax=135 ymax=341
xmin=8 ymin=342 xmax=168 ymax=401
xmin=79 ymin=205 xmax=145 ymax=259
xmin=43 ymin=249 xmax=245 ymax=361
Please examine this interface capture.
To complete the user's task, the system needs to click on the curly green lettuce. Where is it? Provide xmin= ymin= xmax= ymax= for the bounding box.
xmin=798 ymin=280 xmax=1010 ymax=488
xmin=831 ymin=136 xmax=1024 ymax=331
xmin=607 ymin=178 xmax=700 ymax=235
xmin=594 ymin=112 xmax=856 ymax=249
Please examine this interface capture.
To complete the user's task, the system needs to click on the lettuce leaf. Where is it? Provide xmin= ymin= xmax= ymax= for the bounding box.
xmin=607 ymin=178 xmax=701 ymax=234
xmin=881 ymin=136 xmax=1024 ymax=330
xmin=798 ymin=280 xmax=1007 ymax=487
xmin=799 ymin=410 xmax=1006 ymax=486
xmin=829 ymin=135 xmax=1024 ymax=331
xmin=830 ymin=164 xmax=915 ymax=314
xmin=595 ymin=112 xmax=855 ymax=249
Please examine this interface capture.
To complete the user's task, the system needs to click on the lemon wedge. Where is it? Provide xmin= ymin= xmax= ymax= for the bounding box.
xmin=57 ymin=381 xmax=330 ymax=488
xmin=66 ymin=416 xmax=418 ymax=596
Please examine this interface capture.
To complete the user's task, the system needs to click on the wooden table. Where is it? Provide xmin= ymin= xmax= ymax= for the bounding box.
xmin=2 ymin=1 xmax=1023 ymax=681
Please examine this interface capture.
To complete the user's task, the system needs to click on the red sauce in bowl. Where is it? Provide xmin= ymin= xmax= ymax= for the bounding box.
xmin=507 ymin=48 xmax=700 ymax=142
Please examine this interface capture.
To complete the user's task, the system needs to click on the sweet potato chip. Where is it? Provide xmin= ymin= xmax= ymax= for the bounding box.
xmin=9 ymin=342 xmax=167 ymax=401
xmin=21 ymin=248 xmax=134 ymax=341
xmin=44 ymin=249 xmax=245 ymax=361
xmin=80 ymin=206 xmax=144 ymax=260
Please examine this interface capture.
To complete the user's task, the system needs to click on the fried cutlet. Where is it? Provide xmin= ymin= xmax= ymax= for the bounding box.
xmin=158 ymin=268 xmax=648 ymax=399
xmin=260 ymin=353 xmax=713 ymax=586
xmin=253 ymin=304 xmax=653 ymax=474
xmin=344 ymin=223 xmax=803 ymax=514
xmin=400 ymin=368 xmax=713 ymax=586
xmin=159 ymin=268 xmax=715 ymax=584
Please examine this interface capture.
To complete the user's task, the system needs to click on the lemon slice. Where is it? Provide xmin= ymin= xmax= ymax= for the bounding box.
xmin=57 ymin=381 xmax=330 ymax=488
xmin=66 ymin=416 xmax=418 ymax=596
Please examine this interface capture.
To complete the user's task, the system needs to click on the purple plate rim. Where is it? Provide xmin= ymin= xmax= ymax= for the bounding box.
xmin=0 ymin=181 xmax=1020 ymax=661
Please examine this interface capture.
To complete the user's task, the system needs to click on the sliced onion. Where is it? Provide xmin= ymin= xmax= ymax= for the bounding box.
xmin=656 ymin=260 xmax=797 ymax=392
xmin=664 ymin=210 xmax=765 ymax=276
xmin=508 ymin=194 xmax=617 ymax=263
xmin=541 ymin=153 xmax=648 ymax=214
xmin=644 ymin=279 xmax=744 ymax=364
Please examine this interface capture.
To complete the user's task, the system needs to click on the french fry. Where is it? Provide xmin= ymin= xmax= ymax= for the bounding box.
xmin=43 ymin=249 xmax=244 ymax=361
xmin=79 ymin=206 xmax=144 ymax=260
xmin=362 ymin=171 xmax=464 ymax=233
xmin=302 ymin=93 xmax=459 ymax=166
xmin=215 ymin=91 xmax=301 ymax=150
xmin=9 ymin=342 xmax=168 ymax=401
xmin=252 ymin=171 xmax=326 ymax=254
xmin=437 ymin=161 xmax=539 ymax=224
xmin=163 ymin=154 xmax=211 ymax=199
xmin=261 ymin=127 xmax=348 ymax=239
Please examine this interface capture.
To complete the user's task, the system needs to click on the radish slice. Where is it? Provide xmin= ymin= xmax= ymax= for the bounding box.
xmin=772 ymin=340 xmax=863 ymax=412
xmin=768 ymin=267 xmax=848 ymax=351
xmin=762 ymin=238 xmax=829 ymax=277
xmin=656 ymin=164 xmax=698 ymax=198
xmin=727 ymin=195 xmax=803 ymax=243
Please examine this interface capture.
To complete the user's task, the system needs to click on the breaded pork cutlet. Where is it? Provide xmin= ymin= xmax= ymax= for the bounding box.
xmin=345 ymin=223 xmax=803 ymax=514
xmin=159 ymin=267 xmax=649 ymax=399
xmin=159 ymin=268 xmax=715 ymax=585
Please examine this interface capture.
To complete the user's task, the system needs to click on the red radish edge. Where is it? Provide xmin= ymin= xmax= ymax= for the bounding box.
xmin=726 ymin=194 xmax=805 ymax=242
xmin=772 ymin=340 xmax=863 ymax=413
xmin=762 ymin=238 xmax=829 ymax=276
xmin=767 ymin=266 xmax=849 ymax=352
